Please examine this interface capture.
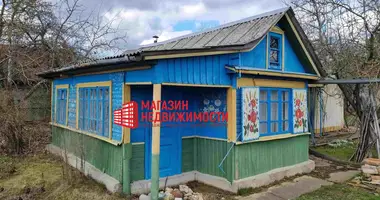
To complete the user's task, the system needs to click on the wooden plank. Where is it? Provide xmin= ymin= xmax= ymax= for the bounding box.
xmin=227 ymin=87 xmax=237 ymax=142
xmin=123 ymin=84 xmax=131 ymax=144
xmin=237 ymin=78 xmax=305 ymax=88
xmin=151 ymin=84 xmax=161 ymax=200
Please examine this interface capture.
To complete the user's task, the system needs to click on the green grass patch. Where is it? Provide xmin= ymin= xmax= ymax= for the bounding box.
xmin=313 ymin=142 xmax=357 ymax=161
xmin=297 ymin=184 xmax=379 ymax=200
xmin=312 ymin=140 xmax=378 ymax=161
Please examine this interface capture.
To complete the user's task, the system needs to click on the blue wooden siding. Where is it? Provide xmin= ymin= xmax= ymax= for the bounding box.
xmin=153 ymin=54 xmax=238 ymax=85
xmin=52 ymin=72 xmax=124 ymax=142
xmin=284 ymin=35 xmax=306 ymax=73
xmin=125 ymin=68 xmax=155 ymax=83
xmin=236 ymin=88 xmax=243 ymax=141
xmin=240 ymin=35 xmax=267 ymax=69
xmin=239 ymin=31 xmax=315 ymax=75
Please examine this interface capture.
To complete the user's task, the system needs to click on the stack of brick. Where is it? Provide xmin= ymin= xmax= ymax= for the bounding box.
xmin=361 ymin=158 xmax=380 ymax=184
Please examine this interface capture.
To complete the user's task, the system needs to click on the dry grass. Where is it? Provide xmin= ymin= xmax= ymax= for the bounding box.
xmin=0 ymin=153 xmax=129 ymax=200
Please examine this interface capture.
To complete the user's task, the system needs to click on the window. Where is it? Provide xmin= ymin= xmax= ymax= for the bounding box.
xmin=78 ymin=87 xmax=110 ymax=137
xmin=56 ymin=88 xmax=68 ymax=125
xmin=268 ymin=33 xmax=282 ymax=70
xmin=259 ymin=88 xmax=290 ymax=136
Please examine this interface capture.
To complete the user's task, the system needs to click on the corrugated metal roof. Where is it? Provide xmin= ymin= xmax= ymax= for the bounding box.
xmin=122 ymin=7 xmax=289 ymax=55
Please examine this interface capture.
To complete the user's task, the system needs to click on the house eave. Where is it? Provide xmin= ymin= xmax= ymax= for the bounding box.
xmin=226 ymin=65 xmax=320 ymax=80
xmin=37 ymin=58 xmax=156 ymax=79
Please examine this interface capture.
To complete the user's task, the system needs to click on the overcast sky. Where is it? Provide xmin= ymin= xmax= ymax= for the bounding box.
xmin=69 ymin=0 xmax=286 ymax=51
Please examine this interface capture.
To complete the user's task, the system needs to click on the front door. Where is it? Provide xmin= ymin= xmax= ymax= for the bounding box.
xmin=146 ymin=86 xmax=182 ymax=179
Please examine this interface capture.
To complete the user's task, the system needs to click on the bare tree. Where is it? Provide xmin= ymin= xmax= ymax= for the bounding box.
xmin=288 ymin=0 xmax=380 ymax=162
xmin=0 ymin=0 xmax=127 ymax=154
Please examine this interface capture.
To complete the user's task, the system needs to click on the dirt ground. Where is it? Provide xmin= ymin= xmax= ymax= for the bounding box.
xmin=0 ymin=126 xmax=377 ymax=200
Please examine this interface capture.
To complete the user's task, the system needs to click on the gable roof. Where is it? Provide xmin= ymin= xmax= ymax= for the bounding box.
xmin=38 ymin=7 xmax=325 ymax=78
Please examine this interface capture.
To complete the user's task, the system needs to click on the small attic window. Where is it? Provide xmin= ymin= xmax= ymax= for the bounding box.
xmin=268 ymin=32 xmax=282 ymax=70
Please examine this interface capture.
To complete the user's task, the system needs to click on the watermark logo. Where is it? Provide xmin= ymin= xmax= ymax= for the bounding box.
xmin=113 ymin=101 xmax=139 ymax=128
xmin=113 ymin=100 xmax=228 ymax=129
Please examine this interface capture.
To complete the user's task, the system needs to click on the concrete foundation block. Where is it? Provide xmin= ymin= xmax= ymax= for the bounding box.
xmin=46 ymin=144 xmax=122 ymax=193
xmin=232 ymin=160 xmax=315 ymax=193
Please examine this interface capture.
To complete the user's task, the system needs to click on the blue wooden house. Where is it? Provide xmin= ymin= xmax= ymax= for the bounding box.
xmin=38 ymin=7 xmax=321 ymax=199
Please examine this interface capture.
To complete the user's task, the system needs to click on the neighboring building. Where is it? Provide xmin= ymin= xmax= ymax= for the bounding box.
xmin=312 ymin=84 xmax=345 ymax=136
xmin=38 ymin=7 xmax=322 ymax=198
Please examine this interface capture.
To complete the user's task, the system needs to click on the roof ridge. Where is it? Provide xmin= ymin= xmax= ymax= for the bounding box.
xmin=140 ymin=6 xmax=290 ymax=49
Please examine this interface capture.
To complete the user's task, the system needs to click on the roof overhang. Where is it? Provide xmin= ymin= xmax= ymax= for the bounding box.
xmin=225 ymin=65 xmax=320 ymax=80
xmin=38 ymin=59 xmax=156 ymax=79
xmin=314 ymin=78 xmax=380 ymax=84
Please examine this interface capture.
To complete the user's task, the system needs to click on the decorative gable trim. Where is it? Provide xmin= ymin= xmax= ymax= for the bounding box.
xmin=285 ymin=13 xmax=321 ymax=77
xmin=271 ymin=26 xmax=285 ymax=34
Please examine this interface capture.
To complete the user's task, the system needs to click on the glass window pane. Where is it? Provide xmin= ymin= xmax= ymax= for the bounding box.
xmin=92 ymin=90 xmax=96 ymax=132
xmin=85 ymin=89 xmax=89 ymax=130
xmin=270 ymin=50 xmax=279 ymax=63
xmin=271 ymin=122 xmax=279 ymax=132
xmin=260 ymin=90 xmax=267 ymax=101
xmin=271 ymin=103 xmax=278 ymax=120
xmin=259 ymin=103 xmax=267 ymax=121
xmin=260 ymin=123 xmax=267 ymax=134
xmin=105 ymin=88 xmax=109 ymax=98
xmin=270 ymin=37 xmax=279 ymax=49
xmin=99 ymin=88 xmax=103 ymax=100
xmin=271 ymin=91 xmax=278 ymax=101
xmin=282 ymin=121 xmax=289 ymax=131
xmin=104 ymin=103 xmax=109 ymax=137
xmin=282 ymin=91 xmax=289 ymax=101
xmin=99 ymin=98 xmax=103 ymax=134
xmin=282 ymin=102 xmax=288 ymax=120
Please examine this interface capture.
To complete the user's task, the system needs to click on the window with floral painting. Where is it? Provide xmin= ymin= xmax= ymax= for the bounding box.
xmin=259 ymin=88 xmax=290 ymax=136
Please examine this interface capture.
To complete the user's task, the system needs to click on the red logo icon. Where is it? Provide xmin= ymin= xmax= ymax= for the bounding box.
xmin=113 ymin=109 xmax=122 ymax=125
xmin=113 ymin=101 xmax=138 ymax=129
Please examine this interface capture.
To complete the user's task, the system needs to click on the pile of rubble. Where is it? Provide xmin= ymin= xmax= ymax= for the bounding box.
xmin=139 ymin=185 xmax=203 ymax=200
